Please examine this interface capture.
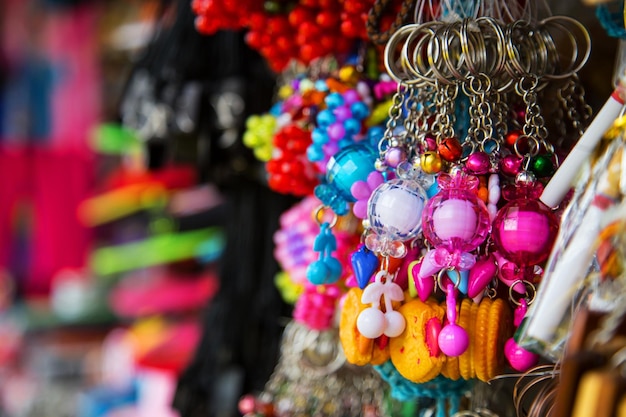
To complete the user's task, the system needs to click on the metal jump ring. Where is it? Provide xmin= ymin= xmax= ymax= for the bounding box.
xmin=437 ymin=268 xmax=461 ymax=292
xmin=508 ymin=279 xmax=537 ymax=306
xmin=314 ymin=205 xmax=338 ymax=228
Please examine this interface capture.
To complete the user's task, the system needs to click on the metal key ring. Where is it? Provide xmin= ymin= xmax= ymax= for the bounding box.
xmin=539 ymin=15 xmax=591 ymax=80
xmin=384 ymin=23 xmax=426 ymax=85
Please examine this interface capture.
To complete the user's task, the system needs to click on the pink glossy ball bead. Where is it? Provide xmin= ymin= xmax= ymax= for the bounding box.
xmin=500 ymin=155 xmax=523 ymax=176
xmin=438 ymin=324 xmax=469 ymax=357
xmin=327 ymin=122 xmax=346 ymax=141
xmin=492 ymin=199 xmax=558 ymax=265
xmin=505 ymin=338 xmax=539 ymax=371
xmin=422 ymin=193 xmax=491 ymax=251
xmin=465 ymin=151 xmax=491 ymax=175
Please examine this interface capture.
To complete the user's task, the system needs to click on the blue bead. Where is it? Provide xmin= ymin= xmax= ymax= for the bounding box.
xmin=269 ymin=102 xmax=283 ymax=116
xmin=344 ymin=118 xmax=361 ymax=135
xmin=367 ymin=126 xmax=385 ymax=145
xmin=338 ymin=139 xmax=353 ymax=149
xmin=312 ymin=128 xmax=330 ymax=145
xmin=306 ymin=260 xmax=330 ymax=285
xmin=325 ymin=92 xmax=344 ymax=109
xmin=325 ymin=257 xmax=343 ymax=283
xmin=307 ymin=144 xmax=325 ymax=162
xmin=326 ymin=143 xmax=377 ymax=201
xmin=316 ymin=109 xmax=336 ymax=128
xmin=314 ymin=79 xmax=329 ymax=91
xmin=351 ymin=101 xmax=369 ymax=120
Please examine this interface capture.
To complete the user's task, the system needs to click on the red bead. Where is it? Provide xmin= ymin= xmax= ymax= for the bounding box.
xmin=316 ymin=10 xmax=340 ymax=27
xmin=245 ymin=31 xmax=264 ymax=49
xmin=268 ymin=16 xmax=290 ymax=35
xmin=195 ymin=15 xmax=218 ymax=35
xmin=437 ymin=137 xmax=463 ymax=162
xmin=191 ymin=0 xmax=210 ymax=15
xmin=505 ymin=130 xmax=522 ymax=147
xmin=288 ymin=6 xmax=315 ymax=26
xmin=248 ymin=12 xmax=267 ymax=31
xmin=300 ymin=43 xmax=324 ymax=64
xmin=299 ymin=21 xmax=321 ymax=40
xmin=343 ymin=0 xmax=370 ymax=14
xmin=340 ymin=18 xmax=360 ymax=38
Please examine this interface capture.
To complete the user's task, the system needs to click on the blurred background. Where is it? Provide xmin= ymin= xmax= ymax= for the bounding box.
xmin=0 ymin=0 xmax=620 ymax=416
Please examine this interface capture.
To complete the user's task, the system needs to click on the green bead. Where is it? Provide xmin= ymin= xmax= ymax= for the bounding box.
xmin=530 ymin=154 xmax=554 ymax=177
xmin=263 ymin=1 xmax=281 ymax=13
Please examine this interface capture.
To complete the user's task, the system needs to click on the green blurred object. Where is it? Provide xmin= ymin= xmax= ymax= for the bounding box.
xmin=90 ymin=227 xmax=224 ymax=275
xmin=91 ymin=123 xmax=140 ymax=154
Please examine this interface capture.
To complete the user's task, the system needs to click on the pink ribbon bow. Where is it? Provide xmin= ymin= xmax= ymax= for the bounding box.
xmin=418 ymin=246 xmax=477 ymax=279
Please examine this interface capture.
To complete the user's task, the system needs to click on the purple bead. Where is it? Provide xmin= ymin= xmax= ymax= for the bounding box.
xmin=333 ymin=105 xmax=352 ymax=122
xmin=327 ymin=122 xmax=346 ymax=141
xmin=384 ymin=147 xmax=406 ymax=168
xmin=343 ymin=89 xmax=360 ymax=105
xmin=465 ymin=151 xmax=491 ymax=174
xmin=324 ymin=141 xmax=340 ymax=157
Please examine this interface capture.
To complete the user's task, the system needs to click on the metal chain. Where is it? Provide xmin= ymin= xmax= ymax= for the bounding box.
xmin=432 ymin=81 xmax=458 ymax=142
xmin=376 ymin=83 xmax=407 ymax=170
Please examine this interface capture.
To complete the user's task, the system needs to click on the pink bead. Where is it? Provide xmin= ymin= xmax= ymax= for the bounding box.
xmin=465 ymin=151 xmax=491 ymax=174
xmin=492 ymin=200 xmax=558 ymax=265
xmin=384 ymin=147 xmax=406 ymax=168
xmin=424 ymin=135 xmax=437 ymax=151
xmin=438 ymin=324 xmax=469 ymax=357
xmin=432 ymin=199 xmax=479 ymax=242
xmin=505 ymin=338 xmax=539 ymax=372
xmin=500 ymin=155 xmax=522 ymax=176
xmin=238 ymin=395 xmax=256 ymax=414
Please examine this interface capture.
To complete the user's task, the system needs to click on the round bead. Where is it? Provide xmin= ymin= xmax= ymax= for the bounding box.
xmin=357 ymin=307 xmax=385 ymax=339
xmin=325 ymin=92 xmax=345 ymax=109
xmin=238 ymin=395 xmax=257 ymax=414
xmin=438 ymin=137 xmax=463 ymax=162
xmin=351 ymin=102 xmax=369 ymax=120
xmin=500 ymin=155 xmax=523 ymax=176
xmin=422 ymin=181 xmax=491 ymax=251
xmin=530 ymin=154 xmax=555 ymax=177
xmin=343 ymin=89 xmax=360 ymax=105
xmin=384 ymin=147 xmax=406 ymax=168
xmin=505 ymin=338 xmax=539 ymax=372
xmin=367 ymin=178 xmax=428 ymax=241
xmin=505 ymin=130 xmax=522 ymax=147
xmin=384 ymin=310 xmax=406 ymax=337
xmin=333 ymin=105 xmax=352 ymax=122
xmin=465 ymin=151 xmax=491 ymax=174
xmin=326 ymin=143 xmax=378 ymax=201
xmin=327 ymin=122 xmax=346 ymax=141
xmin=438 ymin=324 xmax=469 ymax=357
xmin=492 ymin=199 xmax=558 ymax=265
xmin=316 ymin=109 xmax=336 ymax=128
xmin=344 ymin=118 xmax=361 ymax=135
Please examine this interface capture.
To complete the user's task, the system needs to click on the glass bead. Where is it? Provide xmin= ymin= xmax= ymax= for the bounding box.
xmin=326 ymin=143 xmax=377 ymax=201
xmin=492 ymin=199 xmax=558 ymax=265
xmin=422 ymin=176 xmax=491 ymax=251
xmin=367 ymin=178 xmax=427 ymax=241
